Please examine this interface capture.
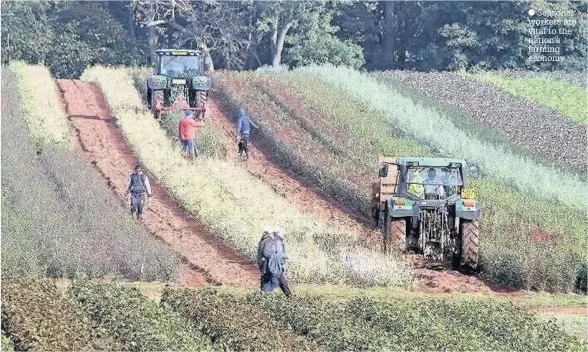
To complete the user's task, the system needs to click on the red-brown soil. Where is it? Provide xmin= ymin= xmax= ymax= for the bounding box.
xmin=56 ymin=79 xmax=257 ymax=288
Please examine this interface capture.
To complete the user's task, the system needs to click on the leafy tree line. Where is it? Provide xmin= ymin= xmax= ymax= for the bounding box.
xmin=2 ymin=0 xmax=585 ymax=78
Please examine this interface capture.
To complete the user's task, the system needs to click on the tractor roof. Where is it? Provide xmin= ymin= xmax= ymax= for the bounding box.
xmin=396 ymin=157 xmax=466 ymax=168
xmin=156 ymin=49 xmax=204 ymax=56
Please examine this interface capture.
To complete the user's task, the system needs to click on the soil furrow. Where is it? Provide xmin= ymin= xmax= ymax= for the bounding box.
xmin=56 ymin=79 xmax=258 ymax=288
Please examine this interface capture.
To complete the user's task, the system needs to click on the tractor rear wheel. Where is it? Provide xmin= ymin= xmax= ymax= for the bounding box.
xmin=385 ymin=218 xmax=406 ymax=253
xmin=150 ymin=90 xmax=164 ymax=117
xmin=460 ymin=219 xmax=480 ymax=272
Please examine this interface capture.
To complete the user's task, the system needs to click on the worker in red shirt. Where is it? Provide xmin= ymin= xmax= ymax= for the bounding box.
xmin=178 ymin=110 xmax=205 ymax=159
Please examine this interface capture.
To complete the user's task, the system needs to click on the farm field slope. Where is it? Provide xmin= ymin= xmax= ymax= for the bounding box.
xmin=473 ymin=72 xmax=587 ymax=125
xmin=81 ymin=66 xmax=413 ymax=288
xmin=215 ymin=68 xmax=586 ymax=293
xmin=375 ymin=70 xmax=586 ymax=172
xmin=1 ymin=66 xmax=180 ymax=281
xmin=133 ymin=67 xmax=523 ymax=294
xmin=55 ymin=78 xmax=258 ymax=287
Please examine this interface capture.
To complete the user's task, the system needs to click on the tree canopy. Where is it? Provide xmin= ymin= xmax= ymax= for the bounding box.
xmin=1 ymin=0 xmax=585 ymax=78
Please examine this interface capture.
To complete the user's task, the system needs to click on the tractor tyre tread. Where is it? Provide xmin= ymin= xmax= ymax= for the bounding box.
xmin=151 ymin=90 xmax=164 ymax=116
xmin=387 ymin=218 xmax=406 ymax=253
xmin=460 ymin=219 xmax=480 ymax=272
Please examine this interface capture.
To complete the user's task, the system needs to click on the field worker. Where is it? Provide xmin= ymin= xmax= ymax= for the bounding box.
xmin=125 ymin=164 xmax=152 ymax=221
xmin=407 ymin=170 xmax=425 ymax=198
xmin=236 ymin=107 xmax=258 ymax=160
xmin=178 ymin=110 xmax=205 ymax=159
xmin=256 ymin=226 xmax=292 ymax=297
xmin=424 ymin=168 xmax=446 ymax=199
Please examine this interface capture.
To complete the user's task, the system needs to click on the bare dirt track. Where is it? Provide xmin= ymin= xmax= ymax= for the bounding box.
xmin=56 ymin=79 xmax=257 ymax=288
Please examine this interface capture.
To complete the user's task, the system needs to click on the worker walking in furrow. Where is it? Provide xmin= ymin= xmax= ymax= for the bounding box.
xmin=256 ymin=227 xmax=292 ymax=297
xmin=125 ymin=164 xmax=153 ymax=221
xmin=178 ymin=110 xmax=205 ymax=159
xmin=236 ymin=107 xmax=258 ymax=161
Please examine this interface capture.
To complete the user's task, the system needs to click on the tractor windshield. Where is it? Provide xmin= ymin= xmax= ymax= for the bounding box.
xmin=406 ymin=167 xmax=463 ymax=200
xmin=159 ymin=55 xmax=204 ymax=77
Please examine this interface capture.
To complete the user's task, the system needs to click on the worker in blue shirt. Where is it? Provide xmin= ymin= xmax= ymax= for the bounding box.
xmin=236 ymin=107 xmax=259 ymax=160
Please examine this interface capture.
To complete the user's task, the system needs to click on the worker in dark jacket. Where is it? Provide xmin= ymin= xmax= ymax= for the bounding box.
xmin=124 ymin=164 xmax=153 ymax=221
xmin=256 ymin=227 xmax=292 ymax=296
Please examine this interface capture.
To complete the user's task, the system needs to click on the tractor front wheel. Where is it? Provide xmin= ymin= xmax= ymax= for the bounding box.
xmin=150 ymin=90 xmax=164 ymax=117
xmin=196 ymin=91 xmax=208 ymax=120
xmin=385 ymin=218 xmax=406 ymax=253
xmin=460 ymin=219 xmax=480 ymax=272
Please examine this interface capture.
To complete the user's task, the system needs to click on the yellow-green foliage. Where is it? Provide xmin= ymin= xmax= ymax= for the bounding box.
xmin=473 ymin=73 xmax=587 ymax=124
xmin=80 ymin=66 xmax=412 ymax=287
xmin=8 ymin=61 xmax=72 ymax=148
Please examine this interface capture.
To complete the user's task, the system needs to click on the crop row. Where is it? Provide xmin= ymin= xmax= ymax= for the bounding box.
xmin=161 ymin=287 xmax=319 ymax=351
xmin=2 ymin=279 xmax=583 ymax=351
xmin=217 ymin=69 xmax=586 ymax=292
xmin=472 ymin=72 xmax=587 ymax=125
xmin=80 ymin=66 xmax=412 ymax=287
xmin=169 ymin=287 xmax=585 ymax=352
xmin=1 ymin=278 xmax=119 ymax=351
xmin=8 ymin=61 xmax=73 ymax=149
xmin=2 ymin=65 xmax=180 ymax=280
xmin=374 ymin=70 xmax=586 ymax=172
xmin=70 ymin=280 xmax=213 ymax=351
xmin=303 ymin=66 xmax=586 ymax=210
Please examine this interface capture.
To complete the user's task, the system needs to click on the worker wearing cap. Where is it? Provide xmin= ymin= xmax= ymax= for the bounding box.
xmin=256 ymin=226 xmax=292 ymax=297
xmin=178 ymin=110 xmax=205 ymax=159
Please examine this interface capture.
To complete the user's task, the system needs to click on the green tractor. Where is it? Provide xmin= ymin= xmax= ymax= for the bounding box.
xmin=146 ymin=49 xmax=213 ymax=120
xmin=372 ymin=156 xmax=481 ymax=272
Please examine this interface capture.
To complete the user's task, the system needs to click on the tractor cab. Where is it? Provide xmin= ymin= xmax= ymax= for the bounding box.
xmin=155 ymin=49 xmax=208 ymax=78
xmin=146 ymin=49 xmax=213 ymax=120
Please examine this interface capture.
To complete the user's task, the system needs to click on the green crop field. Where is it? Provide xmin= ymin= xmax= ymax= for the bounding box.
xmin=2 ymin=278 xmax=584 ymax=351
xmin=1 ymin=61 xmax=586 ymax=349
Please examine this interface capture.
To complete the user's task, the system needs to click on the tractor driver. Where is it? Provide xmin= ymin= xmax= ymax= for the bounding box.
xmin=424 ymin=168 xmax=446 ymax=199
xmin=407 ymin=169 xmax=425 ymax=198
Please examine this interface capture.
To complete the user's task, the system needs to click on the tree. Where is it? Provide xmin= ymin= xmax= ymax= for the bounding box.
xmin=131 ymin=0 xmax=195 ymax=65
xmin=1 ymin=1 xmax=54 ymax=65
xmin=285 ymin=6 xmax=364 ymax=68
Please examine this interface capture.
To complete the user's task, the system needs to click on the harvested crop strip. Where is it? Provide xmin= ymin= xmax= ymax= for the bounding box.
xmin=1 ymin=278 xmax=120 ymax=351
xmin=473 ymin=73 xmax=587 ymax=125
xmin=70 ymin=280 xmax=214 ymax=351
xmin=9 ymin=61 xmax=72 ymax=148
xmin=1 ymin=67 xmax=180 ymax=281
xmin=306 ymin=66 xmax=587 ymax=211
xmin=161 ymin=287 xmax=320 ymax=351
xmin=81 ymin=66 xmax=412 ymax=287
xmin=377 ymin=70 xmax=586 ymax=172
